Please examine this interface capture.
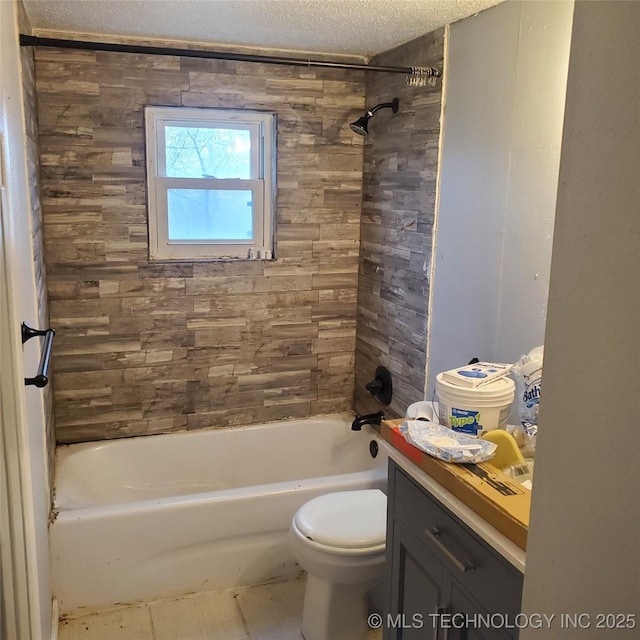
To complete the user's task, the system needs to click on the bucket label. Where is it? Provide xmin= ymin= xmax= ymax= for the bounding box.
xmin=449 ymin=408 xmax=481 ymax=435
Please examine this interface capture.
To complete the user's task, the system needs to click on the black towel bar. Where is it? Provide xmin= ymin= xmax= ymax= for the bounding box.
xmin=21 ymin=322 xmax=55 ymax=388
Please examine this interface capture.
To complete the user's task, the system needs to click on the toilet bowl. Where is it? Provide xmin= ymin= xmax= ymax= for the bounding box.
xmin=289 ymin=489 xmax=387 ymax=640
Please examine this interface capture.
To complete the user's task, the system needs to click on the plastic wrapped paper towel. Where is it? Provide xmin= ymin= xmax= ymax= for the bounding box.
xmin=399 ymin=420 xmax=497 ymax=464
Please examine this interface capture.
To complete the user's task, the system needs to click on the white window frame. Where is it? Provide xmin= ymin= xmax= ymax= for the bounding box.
xmin=145 ymin=106 xmax=276 ymax=261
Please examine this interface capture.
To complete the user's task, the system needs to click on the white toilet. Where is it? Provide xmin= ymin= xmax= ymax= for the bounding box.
xmin=289 ymin=489 xmax=387 ymax=640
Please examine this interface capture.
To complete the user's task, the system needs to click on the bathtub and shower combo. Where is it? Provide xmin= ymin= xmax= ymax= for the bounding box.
xmin=51 ymin=413 xmax=388 ymax=614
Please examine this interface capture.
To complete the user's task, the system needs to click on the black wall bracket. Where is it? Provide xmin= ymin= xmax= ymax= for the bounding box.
xmin=365 ymin=365 xmax=393 ymax=406
xmin=21 ymin=322 xmax=55 ymax=388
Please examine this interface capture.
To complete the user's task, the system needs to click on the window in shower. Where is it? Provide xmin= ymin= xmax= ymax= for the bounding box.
xmin=145 ymin=106 xmax=276 ymax=260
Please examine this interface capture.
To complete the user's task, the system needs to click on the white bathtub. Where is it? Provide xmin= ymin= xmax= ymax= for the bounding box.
xmin=50 ymin=413 xmax=388 ymax=614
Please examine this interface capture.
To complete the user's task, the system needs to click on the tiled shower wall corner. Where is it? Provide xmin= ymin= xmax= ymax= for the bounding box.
xmin=354 ymin=29 xmax=444 ymax=417
xmin=18 ymin=1 xmax=55 ymax=488
xmin=35 ymin=46 xmax=366 ymax=443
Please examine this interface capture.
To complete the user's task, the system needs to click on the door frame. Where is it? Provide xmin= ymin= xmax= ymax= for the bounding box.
xmin=0 ymin=134 xmax=33 ymax=640
xmin=0 ymin=0 xmax=53 ymax=634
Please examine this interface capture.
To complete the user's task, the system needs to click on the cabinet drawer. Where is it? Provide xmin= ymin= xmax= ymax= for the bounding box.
xmin=392 ymin=464 xmax=523 ymax=618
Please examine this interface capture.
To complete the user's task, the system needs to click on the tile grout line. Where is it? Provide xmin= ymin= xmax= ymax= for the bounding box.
xmin=147 ymin=602 xmax=157 ymax=640
xmin=232 ymin=586 xmax=254 ymax=640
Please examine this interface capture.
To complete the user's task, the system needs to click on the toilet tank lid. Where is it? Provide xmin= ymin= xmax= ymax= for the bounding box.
xmin=294 ymin=489 xmax=387 ymax=549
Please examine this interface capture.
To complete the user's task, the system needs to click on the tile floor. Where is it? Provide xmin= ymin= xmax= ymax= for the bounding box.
xmin=58 ymin=576 xmax=383 ymax=640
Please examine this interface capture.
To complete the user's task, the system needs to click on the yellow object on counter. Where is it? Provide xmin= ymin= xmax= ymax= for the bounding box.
xmin=480 ymin=429 xmax=525 ymax=469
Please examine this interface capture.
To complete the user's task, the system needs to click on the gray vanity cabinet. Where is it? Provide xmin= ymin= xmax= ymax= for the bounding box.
xmin=384 ymin=460 xmax=523 ymax=640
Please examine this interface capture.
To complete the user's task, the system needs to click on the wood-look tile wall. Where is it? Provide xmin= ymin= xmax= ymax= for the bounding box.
xmin=354 ymin=30 xmax=445 ymax=417
xmin=18 ymin=1 xmax=55 ymax=487
xmin=34 ymin=46 xmax=366 ymax=442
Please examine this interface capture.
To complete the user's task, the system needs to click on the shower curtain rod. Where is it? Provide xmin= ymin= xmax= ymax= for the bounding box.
xmin=19 ymin=35 xmax=440 ymax=84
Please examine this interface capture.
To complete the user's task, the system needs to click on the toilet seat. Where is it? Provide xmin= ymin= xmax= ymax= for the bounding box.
xmin=293 ymin=490 xmax=387 ymax=553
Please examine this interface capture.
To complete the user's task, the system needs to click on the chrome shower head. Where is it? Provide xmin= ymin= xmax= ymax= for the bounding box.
xmin=349 ymin=98 xmax=399 ymax=136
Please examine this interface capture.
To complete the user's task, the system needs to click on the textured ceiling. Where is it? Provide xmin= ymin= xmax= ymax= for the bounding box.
xmin=23 ymin=0 xmax=503 ymax=58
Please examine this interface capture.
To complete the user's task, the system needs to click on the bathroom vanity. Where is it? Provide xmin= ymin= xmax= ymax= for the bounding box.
xmin=384 ymin=460 xmax=523 ymax=639
xmin=373 ymin=422 xmax=527 ymax=640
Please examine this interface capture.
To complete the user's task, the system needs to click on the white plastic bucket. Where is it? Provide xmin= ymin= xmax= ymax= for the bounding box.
xmin=436 ymin=373 xmax=515 ymax=437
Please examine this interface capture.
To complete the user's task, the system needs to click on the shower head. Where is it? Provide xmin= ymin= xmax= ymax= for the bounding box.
xmin=349 ymin=98 xmax=399 ymax=136
xmin=349 ymin=115 xmax=370 ymax=136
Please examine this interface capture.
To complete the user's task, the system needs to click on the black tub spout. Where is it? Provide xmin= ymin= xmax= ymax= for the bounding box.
xmin=351 ymin=411 xmax=384 ymax=431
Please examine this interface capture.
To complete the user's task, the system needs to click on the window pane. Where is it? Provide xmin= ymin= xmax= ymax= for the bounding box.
xmin=165 ymin=126 xmax=252 ymax=179
xmin=167 ymin=189 xmax=253 ymax=241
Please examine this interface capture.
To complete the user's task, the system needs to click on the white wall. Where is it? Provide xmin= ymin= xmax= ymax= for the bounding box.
xmin=0 ymin=0 xmax=52 ymax=636
xmin=427 ymin=0 xmax=573 ymax=395
xmin=521 ymin=1 xmax=640 ymax=636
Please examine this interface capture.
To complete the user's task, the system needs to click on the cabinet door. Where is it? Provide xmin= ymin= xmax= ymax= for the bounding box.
xmin=385 ymin=522 xmax=448 ymax=640
xmin=450 ymin=586 xmax=516 ymax=640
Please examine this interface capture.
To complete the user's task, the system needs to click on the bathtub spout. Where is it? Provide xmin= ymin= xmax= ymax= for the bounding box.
xmin=351 ymin=411 xmax=384 ymax=431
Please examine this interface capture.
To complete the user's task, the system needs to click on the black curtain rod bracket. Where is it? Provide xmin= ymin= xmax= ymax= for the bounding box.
xmin=19 ymin=35 xmax=440 ymax=86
